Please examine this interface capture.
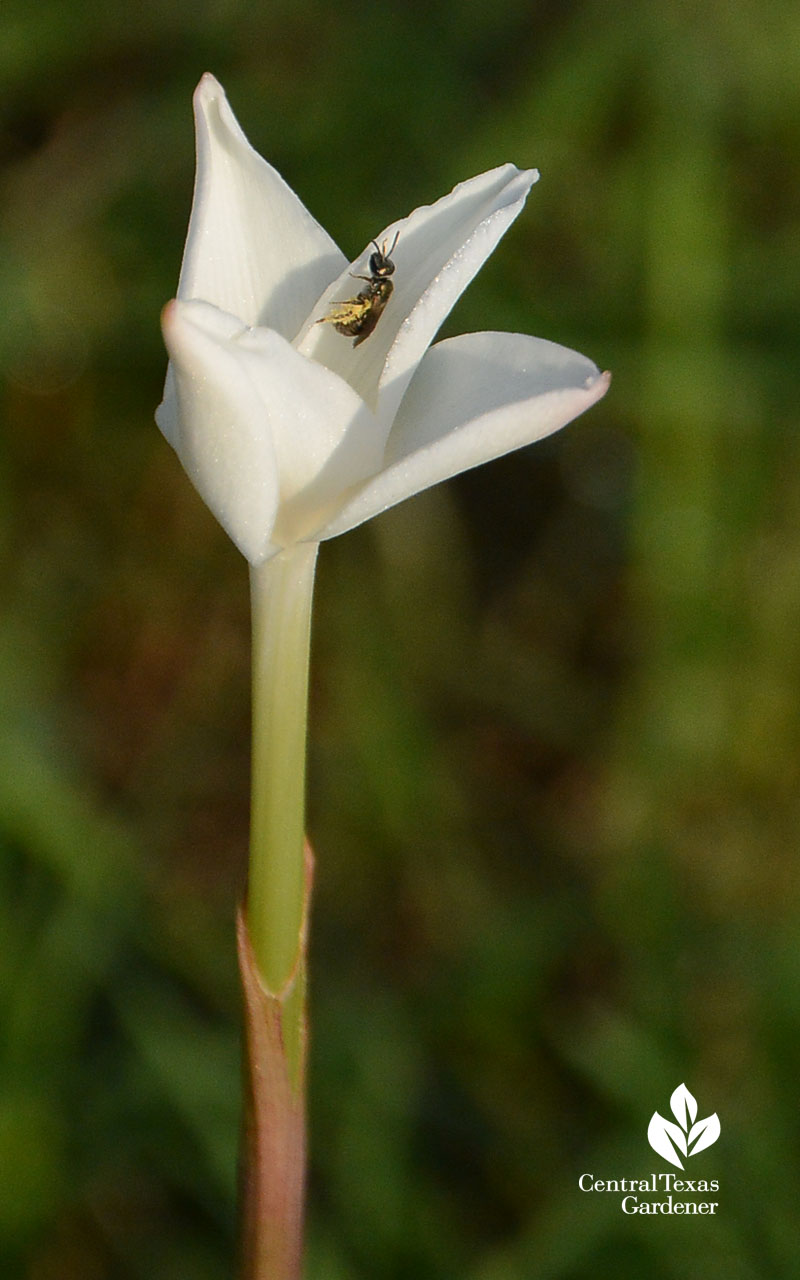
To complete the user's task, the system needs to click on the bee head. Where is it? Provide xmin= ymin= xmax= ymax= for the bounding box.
xmin=369 ymin=230 xmax=399 ymax=278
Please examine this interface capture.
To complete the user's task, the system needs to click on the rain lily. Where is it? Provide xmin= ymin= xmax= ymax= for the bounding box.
xmin=156 ymin=74 xmax=610 ymax=567
xmin=156 ymin=73 xmax=609 ymax=1280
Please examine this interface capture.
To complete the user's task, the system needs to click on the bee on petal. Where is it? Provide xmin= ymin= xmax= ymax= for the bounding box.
xmin=318 ymin=232 xmax=399 ymax=347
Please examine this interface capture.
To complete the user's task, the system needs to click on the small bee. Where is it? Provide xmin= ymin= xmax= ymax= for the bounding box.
xmin=318 ymin=232 xmax=399 ymax=347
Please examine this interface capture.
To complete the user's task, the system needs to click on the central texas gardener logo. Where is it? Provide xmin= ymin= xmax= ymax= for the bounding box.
xmin=647 ymin=1084 xmax=720 ymax=1170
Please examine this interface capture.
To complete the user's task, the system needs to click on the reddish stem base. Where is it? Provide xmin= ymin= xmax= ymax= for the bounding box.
xmin=238 ymin=847 xmax=312 ymax=1280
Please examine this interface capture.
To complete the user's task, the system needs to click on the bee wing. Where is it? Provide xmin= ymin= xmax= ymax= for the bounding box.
xmin=319 ymin=297 xmax=366 ymax=325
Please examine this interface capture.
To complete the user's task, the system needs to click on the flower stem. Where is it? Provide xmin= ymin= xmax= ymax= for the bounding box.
xmin=248 ymin=540 xmax=318 ymax=1060
xmin=241 ymin=542 xmax=318 ymax=1280
xmin=239 ymin=866 xmax=311 ymax=1280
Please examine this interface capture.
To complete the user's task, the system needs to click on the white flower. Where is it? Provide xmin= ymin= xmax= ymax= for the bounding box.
xmin=156 ymin=74 xmax=610 ymax=565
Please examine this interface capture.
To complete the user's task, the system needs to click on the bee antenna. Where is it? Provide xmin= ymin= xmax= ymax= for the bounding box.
xmin=387 ymin=229 xmax=400 ymax=256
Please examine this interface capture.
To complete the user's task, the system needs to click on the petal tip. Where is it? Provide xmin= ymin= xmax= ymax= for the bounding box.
xmin=194 ymin=72 xmax=224 ymax=104
xmin=504 ymin=164 xmax=539 ymax=191
xmin=581 ymin=367 xmax=612 ymax=406
xmin=495 ymin=164 xmax=540 ymax=210
xmin=160 ymin=298 xmax=179 ymax=333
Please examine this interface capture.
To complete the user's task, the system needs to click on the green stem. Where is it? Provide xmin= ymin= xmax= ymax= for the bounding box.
xmin=248 ymin=541 xmax=318 ymax=1071
xmin=241 ymin=542 xmax=317 ymax=1280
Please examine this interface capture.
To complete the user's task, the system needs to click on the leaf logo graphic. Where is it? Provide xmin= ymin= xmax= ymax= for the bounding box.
xmin=647 ymin=1084 xmax=720 ymax=1169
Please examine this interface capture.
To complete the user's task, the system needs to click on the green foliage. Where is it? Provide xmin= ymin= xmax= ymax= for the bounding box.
xmin=1 ymin=0 xmax=799 ymax=1275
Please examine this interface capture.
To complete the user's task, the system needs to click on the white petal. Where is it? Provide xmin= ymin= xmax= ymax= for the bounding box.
xmin=177 ymin=74 xmax=346 ymax=337
xmin=296 ymin=166 xmax=538 ymax=419
xmin=159 ymin=300 xmax=382 ymax=562
xmin=158 ymin=300 xmax=280 ymax=563
xmin=155 ymin=363 xmax=180 ymax=449
xmin=315 ymin=331 xmax=610 ymax=540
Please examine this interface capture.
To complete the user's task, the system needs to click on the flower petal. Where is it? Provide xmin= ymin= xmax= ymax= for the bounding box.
xmin=159 ymin=299 xmax=382 ymax=562
xmin=295 ymin=166 xmax=538 ymax=420
xmin=177 ymin=74 xmax=346 ymax=338
xmin=158 ymin=300 xmax=280 ymax=563
xmin=314 ymin=331 xmax=610 ymax=540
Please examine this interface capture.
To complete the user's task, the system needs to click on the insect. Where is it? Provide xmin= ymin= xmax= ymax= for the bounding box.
xmin=318 ymin=232 xmax=399 ymax=347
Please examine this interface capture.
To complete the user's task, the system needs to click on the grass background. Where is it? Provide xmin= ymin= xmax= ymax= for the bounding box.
xmin=1 ymin=1 xmax=799 ymax=1276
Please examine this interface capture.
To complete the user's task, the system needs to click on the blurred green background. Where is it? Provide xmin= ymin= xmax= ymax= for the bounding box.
xmin=2 ymin=1 xmax=799 ymax=1276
